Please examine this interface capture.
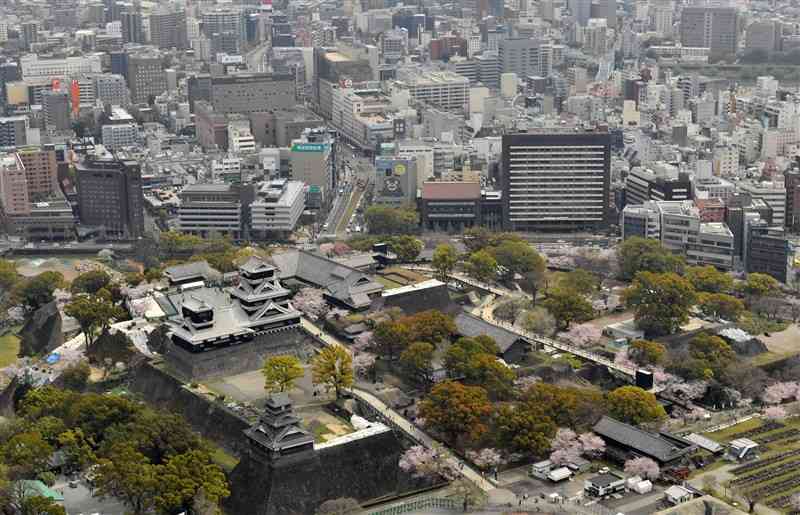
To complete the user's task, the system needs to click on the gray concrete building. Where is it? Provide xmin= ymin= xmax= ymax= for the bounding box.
xmin=75 ymin=155 xmax=144 ymax=238
xmin=150 ymin=6 xmax=188 ymax=50
xmin=188 ymin=73 xmax=295 ymax=115
xmin=249 ymin=107 xmax=324 ymax=148
xmin=127 ymin=51 xmax=167 ymax=105
xmin=680 ymin=7 xmax=738 ymax=58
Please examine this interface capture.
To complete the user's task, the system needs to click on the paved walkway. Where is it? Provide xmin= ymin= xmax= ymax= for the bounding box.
xmin=404 ymin=265 xmax=528 ymax=300
xmin=300 ymin=316 xmax=496 ymax=493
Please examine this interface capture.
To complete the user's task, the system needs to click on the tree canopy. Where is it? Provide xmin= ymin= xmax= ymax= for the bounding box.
xmin=623 ymin=272 xmax=697 ymax=337
xmin=419 ymin=381 xmax=492 ymax=447
xmin=431 ymin=244 xmax=458 ymax=281
xmin=465 ymin=250 xmax=498 ymax=283
xmin=262 ymin=355 xmax=305 ymax=393
xmin=364 ymin=206 xmax=419 ymax=235
xmin=606 ymin=386 xmax=666 ymax=426
xmin=685 ymin=266 xmax=733 ymax=294
xmin=542 ymin=287 xmax=594 ymax=330
xmin=70 ymin=270 xmax=112 ymax=295
xmin=617 ymin=237 xmax=685 ymax=281
xmin=312 ymin=346 xmax=354 ymax=399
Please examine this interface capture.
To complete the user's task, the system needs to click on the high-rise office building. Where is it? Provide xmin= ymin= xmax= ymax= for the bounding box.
xmin=202 ymin=9 xmax=244 ymax=41
xmin=499 ymin=38 xmax=544 ymax=79
xmin=75 ymin=155 xmax=144 ymax=238
xmin=187 ymin=73 xmax=295 ymax=114
xmin=126 ymin=51 xmax=167 ymax=104
xmin=21 ymin=22 xmax=39 ymax=51
xmin=501 ymin=129 xmax=611 ymax=231
xmin=150 ymin=6 xmax=188 ymax=50
xmin=120 ymin=11 xmax=144 ymax=44
xmin=745 ymin=20 xmax=781 ymax=53
xmin=568 ymin=0 xmax=592 ymax=26
xmin=680 ymin=7 xmax=738 ymax=58
xmin=0 ymin=117 xmax=29 ymax=148
xmin=94 ymin=74 xmax=129 ymax=106
xmin=42 ymin=91 xmax=71 ymax=132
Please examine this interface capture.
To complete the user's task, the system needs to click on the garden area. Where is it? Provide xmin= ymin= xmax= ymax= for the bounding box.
xmin=705 ymin=415 xmax=800 ymax=512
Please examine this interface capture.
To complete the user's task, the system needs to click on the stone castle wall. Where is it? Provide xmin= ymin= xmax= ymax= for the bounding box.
xmin=164 ymin=326 xmax=314 ymax=381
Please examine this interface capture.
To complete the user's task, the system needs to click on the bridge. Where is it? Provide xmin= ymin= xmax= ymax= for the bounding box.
xmin=403 ymin=265 xmax=529 ymax=299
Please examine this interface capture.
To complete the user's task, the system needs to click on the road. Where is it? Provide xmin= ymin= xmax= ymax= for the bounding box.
xmin=244 ymin=41 xmax=270 ymax=72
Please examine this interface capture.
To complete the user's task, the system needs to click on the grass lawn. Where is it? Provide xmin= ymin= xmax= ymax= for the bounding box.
xmin=375 ymin=275 xmax=402 ymax=289
xmin=749 ymin=351 xmax=798 ymax=367
xmin=738 ymin=313 xmax=789 ymax=335
xmin=0 ymin=331 xmax=20 ymax=368
xmin=209 ymin=443 xmax=239 ymax=473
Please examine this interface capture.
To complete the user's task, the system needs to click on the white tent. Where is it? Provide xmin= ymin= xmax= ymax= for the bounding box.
xmin=634 ymin=480 xmax=653 ymax=494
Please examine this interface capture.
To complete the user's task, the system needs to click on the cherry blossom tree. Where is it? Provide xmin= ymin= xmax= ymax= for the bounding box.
xmin=614 ymin=349 xmax=637 ymax=370
xmin=560 ymin=323 xmax=603 ymax=348
xmin=513 ymin=375 xmax=539 ymax=391
xmin=351 ymin=331 xmax=373 ymax=353
xmin=624 ymin=457 xmax=660 ymax=480
xmin=685 ymin=407 xmax=710 ymax=421
xmin=352 ymin=352 xmax=376 ymax=378
xmin=764 ymin=406 xmax=788 ymax=421
xmin=466 ymin=448 xmax=504 ymax=470
xmin=578 ymin=433 xmax=606 ymax=458
xmin=666 ymin=380 xmax=709 ymax=401
xmin=293 ymin=288 xmax=329 ymax=320
xmin=549 ymin=428 xmax=581 ymax=465
xmin=763 ymin=382 xmax=799 ymax=405
xmin=399 ymin=445 xmax=457 ymax=480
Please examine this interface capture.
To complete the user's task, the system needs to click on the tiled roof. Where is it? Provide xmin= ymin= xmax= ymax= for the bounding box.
xmin=454 ymin=312 xmax=523 ymax=353
xmin=593 ymin=416 xmax=694 ymax=463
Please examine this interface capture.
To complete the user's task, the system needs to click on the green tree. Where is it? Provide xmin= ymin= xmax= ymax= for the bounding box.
xmin=124 ymin=272 xmax=145 ymax=287
xmin=400 ymin=341 xmax=435 ymax=386
xmin=70 ymin=270 xmax=112 ymax=294
xmin=617 ymin=237 xmax=685 ymax=281
xmin=491 ymin=241 xmax=545 ymax=284
xmin=467 ymin=354 xmax=515 ymax=399
xmin=494 ymin=403 xmax=556 ymax=457
xmin=561 ymin=269 xmax=599 ymax=295
xmin=431 ymin=244 xmax=458 ymax=281
xmin=372 ymin=320 xmax=412 ymax=364
xmin=388 ymin=235 xmax=423 ymax=262
xmin=155 ymin=450 xmax=229 ymax=513
xmin=628 ymin=340 xmax=667 ymax=366
xmin=57 ymin=429 xmax=96 ymax=471
xmin=443 ymin=336 xmax=498 ymax=378
xmin=365 ymin=206 xmax=419 ymax=235
xmin=685 ymin=265 xmax=734 ymax=294
xmin=312 ymin=345 xmax=354 ymax=399
xmin=60 ymin=361 xmax=91 ymax=391
xmin=519 ymin=307 xmax=557 ymax=336
xmin=739 ymin=273 xmax=780 ymax=300
xmin=159 ymin=231 xmax=204 ymax=258
xmin=262 ymin=355 xmax=305 ymax=393
xmin=542 ymin=288 xmax=594 ymax=330
xmin=465 ymin=250 xmax=498 ymax=283
xmin=686 ymin=333 xmax=736 ymax=379
xmin=401 ymin=310 xmax=456 ymax=346
xmin=697 ymin=292 xmax=745 ymax=322
xmin=2 ymin=432 xmax=53 ymax=478
xmin=606 ymin=386 xmax=666 ymax=426
xmin=64 ymin=295 xmax=126 ymax=347
xmin=19 ymin=495 xmax=67 ymax=515
xmin=522 ymin=383 xmax=606 ymax=430
xmin=12 ymin=272 xmax=66 ymax=311
xmin=419 ymin=381 xmax=492 ymax=446
xmin=94 ymin=444 xmax=159 ymax=514
xmin=623 ymin=272 xmax=697 ymax=337
xmin=0 ymin=259 xmax=19 ymax=290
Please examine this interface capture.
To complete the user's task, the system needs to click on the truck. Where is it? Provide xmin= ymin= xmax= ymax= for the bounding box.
xmin=547 ymin=467 xmax=572 ymax=483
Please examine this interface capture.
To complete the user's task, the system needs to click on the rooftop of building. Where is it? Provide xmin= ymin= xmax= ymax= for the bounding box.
xmin=254 ymin=179 xmax=305 ymax=206
xmin=180 ymin=183 xmax=235 ymax=194
xmin=656 ymin=200 xmax=699 ymax=217
xmin=422 ymin=181 xmax=481 ymax=200
xmin=699 ymin=222 xmax=733 ymax=237
xmin=398 ymin=70 xmax=469 ymax=86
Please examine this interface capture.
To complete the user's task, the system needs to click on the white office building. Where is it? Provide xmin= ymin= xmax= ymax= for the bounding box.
xmin=250 ymin=179 xmax=305 ymax=235
xmin=20 ymin=54 xmax=102 ymax=79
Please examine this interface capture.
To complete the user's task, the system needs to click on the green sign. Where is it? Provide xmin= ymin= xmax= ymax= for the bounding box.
xmin=291 ymin=143 xmax=328 ymax=153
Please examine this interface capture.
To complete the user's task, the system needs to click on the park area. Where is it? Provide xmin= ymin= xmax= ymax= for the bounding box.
xmin=701 ymin=415 xmax=800 ymax=512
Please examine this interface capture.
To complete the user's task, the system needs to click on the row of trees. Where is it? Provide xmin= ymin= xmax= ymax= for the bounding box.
xmin=0 ymin=387 xmax=229 ymax=515
xmin=418 ymin=380 xmax=664 ymax=455
xmin=619 ymin=238 xmax=781 ymax=337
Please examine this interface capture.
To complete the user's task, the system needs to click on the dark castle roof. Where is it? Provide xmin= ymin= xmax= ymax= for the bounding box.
xmin=593 ymin=416 xmax=695 ymax=463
